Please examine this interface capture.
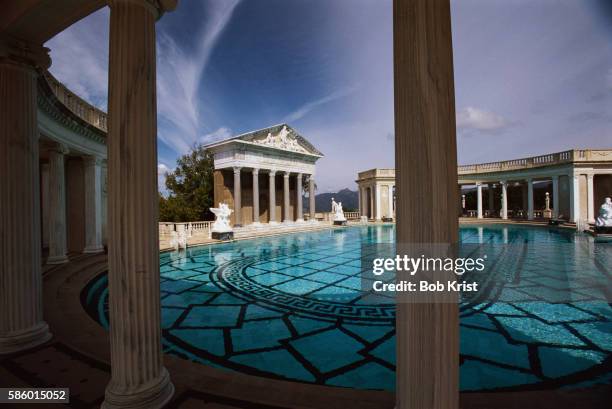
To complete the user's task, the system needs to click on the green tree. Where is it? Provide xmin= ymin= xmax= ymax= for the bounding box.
xmin=159 ymin=145 xmax=215 ymax=222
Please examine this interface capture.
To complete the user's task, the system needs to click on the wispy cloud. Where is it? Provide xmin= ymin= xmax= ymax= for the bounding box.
xmin=157 ymin=162 xmax=171 ymax=195
xmin=156 ymin=0 xmax=241 ymax=155
xmin=199 ymin=126 xmax=233 ymax=143
xmin=282 ymin=86 xmax=356 ymax=123
xmin=45 ymin=8 xmax=109 ymax=110
xmin=456 ymin=107 xmax=512 ymax=135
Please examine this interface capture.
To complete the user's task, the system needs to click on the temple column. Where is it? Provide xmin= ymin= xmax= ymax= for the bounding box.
xmin=83 ymin=156 xmax=104 ymax=253
xmin=233 ymin=167 xmax=242 ymax=227
xmin=283 ymin=172 xmax=291 ymax=223
xmin=388 ymin=185 xmax=394 ymax=219
xmin=269 ymin=170 xmax=277 ymax=224
xmin=488 ymin=184 xmax=495 ymax=215
xmin=501 ymin=181 xmax=508 ymax=219
xmin=103 ymin=1 xmax=175 ymax=408
xmin=374 ymin=183 xmax=381 ymax=221
xmin=587 ymin=174 xmax=595 ymax=223
xmin=476 ymin=183 xmax=483 ymax=219
xmin=552 ymin=175 xmax=559 ymax=218
xmin=309 ymin=175 xmax=316 ymax=221
xmin=252 ymin=168 xmax=260 ymax=225
xmin=394 ymin=0 xmax=459 ymax=408
xmin=569 ymin=173 xmax=580 ymax=223
xmin=47 ymin=143 xmax=69 ymax=264
xmin=0 ymin=36 xmax=52 ymax=354
xmin=296 ymin=173 xmax=304 ymax=222
xmin=527 ymin=178 xmax=534 ymax=220
xmin=41 ymin=163 xmax=50 ymax=248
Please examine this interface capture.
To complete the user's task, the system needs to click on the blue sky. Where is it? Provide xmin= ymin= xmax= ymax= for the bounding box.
xmin=46 ymin=0 xmax=611 ymax=193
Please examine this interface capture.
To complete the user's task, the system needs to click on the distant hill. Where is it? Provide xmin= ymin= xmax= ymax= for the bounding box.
xmin=304 ymin=188 xmax=359 ymax=212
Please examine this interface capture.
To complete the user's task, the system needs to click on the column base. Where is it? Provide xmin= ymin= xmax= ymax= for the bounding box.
xmin=102 ymin=367 xmax=174 ymax=409
xmin=83 ymin=245 xmax=105 ymax=254
xmin=251 ymin=222 xmax=262 ymax=227
xmin=295 ymin=218 xmax=305 ymax=223
xmin=269 ymin=221 xmax=279 ymax=225
xmin=46 ymin=254 xmax=69 ymax=264
xmin=0 ymin=322 xmax=52 ymax=355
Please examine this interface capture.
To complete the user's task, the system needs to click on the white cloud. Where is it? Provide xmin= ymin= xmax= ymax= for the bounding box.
xmin=45 ymin=8 xmax=110 ymax=110
xmin=158 ymin=163 xmax=171 ymax=194
xmin=156 ymin=0 xmax=241 ymax=155
xmin=456 ymin=106 xmax=511 ymax=133
xmin=282 ymin=86 xmax=356 ymax=123
xmin=200 ymin=127 xmax=233 ymax=143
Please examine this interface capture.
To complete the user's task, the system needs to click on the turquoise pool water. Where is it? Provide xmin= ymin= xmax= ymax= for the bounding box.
xmin=83 ymin=225 xmax=612 ymax=391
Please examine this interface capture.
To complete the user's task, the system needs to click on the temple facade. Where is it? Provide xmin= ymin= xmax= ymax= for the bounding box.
xmin=357 ymin=149 xmax=612 ymax=224
xmin=204 ymin=124 xmax=323 ymax=226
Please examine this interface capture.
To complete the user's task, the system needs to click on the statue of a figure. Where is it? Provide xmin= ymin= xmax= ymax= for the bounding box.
xmin=331 ymin=197 xmax=346 ymax=223
xmin=596 ymin=197 xmax=612 ymax=227
xmin=210 ymin=203 xmax=234 ymax=233
xmin=279 ymin=125 xmax=290 ymax=144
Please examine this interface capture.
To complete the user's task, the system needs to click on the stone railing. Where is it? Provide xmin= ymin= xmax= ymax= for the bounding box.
xmin=458 ymin=149 xmax=612 ymax=175
xmin=42 ymin=71 xmax=108 ymax=132
xmin=159 ymin=221 xmax=213 ymax=237
xmin=344 ymin=212 xmax=361 ymax=220
xmin=357 ymin=168 xmax=396 ymax=180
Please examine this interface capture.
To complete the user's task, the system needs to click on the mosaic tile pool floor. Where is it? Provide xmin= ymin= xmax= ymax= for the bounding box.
xmin=83 ymin=225 xmax=612 ymax=391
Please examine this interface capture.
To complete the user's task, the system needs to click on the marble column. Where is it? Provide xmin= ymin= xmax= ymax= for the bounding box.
xmin=47 ymin=143 xmax=69 ymax=264
xmin=309 ymin=175 xmax=316 ymax=221
xmin=569 ymin=174 xmax=580 ymax=223
xmin=0 ymin=37 xmax=52 ymax=354
xmin=476 ymin=183 xmax=483 ymax=219
xmin=501 ymin=181 xmax=508 ymax=219
xmin=394 ymin=1 xmax=459 ymax=407
xmin=388 ymin=185 xmax=395 ymax=219
xmin=374 ymin=183 xmax=381 ymax=221
xmin=269 ymin=170 xmax=277 ymax=224
xmin=283 ymin=172 xmax=291 ymax=223
xmin=83 ymin=156 xmax=104 ymax=253
xmin=587 ymin=174 xmax=595 ymax=223
xmin=233 ymin=167 xmax=242 ymax=227
xmin=296 ymin=173 xmax=304 ymax=222
xmin=252 ymin=168 xmax=260 ymax=225
xmin=103 ymin=1 xmax=175 ymax=408
xmin=41 ymin=163 xmax=50 ymax=248
xmin=552 ymin=175 xmax=559 ymax=219
xmin=527 ymin=178 xmax=534 ymax=220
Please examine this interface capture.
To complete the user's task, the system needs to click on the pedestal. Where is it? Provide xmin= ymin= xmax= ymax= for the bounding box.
xmin=333 ymin=220 xmax=347 ymax=226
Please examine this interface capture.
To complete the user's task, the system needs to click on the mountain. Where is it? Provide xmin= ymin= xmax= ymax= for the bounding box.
xmin=304 ymin=188 xmax=359 ymax=212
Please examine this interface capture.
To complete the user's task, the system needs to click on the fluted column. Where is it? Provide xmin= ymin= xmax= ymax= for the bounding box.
xmin=283 ymin=172 xmax=291 ymax=223
xmin=252 ymin=168 xmax=260 ymax=225
xmin=0 ymin=36 xmax=52 ymax=354
xmin=103 ymin=1 xmax=175 ymax=408
xmin=83 ymin=156 xmax=104 ymax=253
xmin=552 ymin=175 xmax=559 ymax=219
xmin=527 ymin=178 xmax=534 ymax=220
xmin=374 ymin=183 xmax=381 ymax=221
xmin=47 ymin=143 xmax=69 ymax=264
xmin=394 ymin=0 xmax=459 ymax=407
xmin=476 ymin=183 xmax=483 ymax=219
xmin=268 ymin=170 xmax=277 ymax=224
xmin=296 ymin=173 xmax=304 ymax=222
xmin=587 ymin=174 xmax=595 ymax=223
xmin=309 ymin=175 xmax=316 ymax=221
xmin=501 ymin=181 xmax=508 ymax=219
xmin=233 ymin=167 xmax=242 ymax=227
xmin=41 ymin=163 xmax=50 ymax=248
xmin=569 ymin=174 xmax=580 ymax=223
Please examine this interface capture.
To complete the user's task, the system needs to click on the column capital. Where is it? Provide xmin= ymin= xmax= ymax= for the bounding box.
xmin=586 ymin=173 xmax=594 ymax=181
xmin=269 ymin=169 xmax=277 ymax=176
xmin=252 ymin=168 xmax=259 ymax=176
xmin=47 ymin=142 xmax=69 ymax=156
xmin=107 ymin=0 xmax=178 ymax=18
xmin=0 ymin=34 xmax=50 ymax=71
xmin=499 ymin=180 xmax=507 ymax=186
xmin=233 ymin=166 xmax=241 ymax=174
xmin=552 ymin=174 xmax=559 ymax=181
xmin=475 ymin=182 xmax=482 ymax=187
xmin=83 ymin=155 xmax=104 ymax=167
xmin=283 ymin=171 xmax=290 ymax=178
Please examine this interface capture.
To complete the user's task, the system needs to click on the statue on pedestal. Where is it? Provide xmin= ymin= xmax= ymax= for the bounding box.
xmin=595 ymin=197 xmax=612 ymax=234
xmin=332 ymin=198 xmax=347 ymax=225
xmin=210 ymin=203 xmax=234 ymax=240
xmin=543 ymin=192 xmax=552 ymax=219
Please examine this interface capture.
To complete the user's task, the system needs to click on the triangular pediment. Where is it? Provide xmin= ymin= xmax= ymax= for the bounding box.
xmin=238 ymin=124 xmax=323 ymax=156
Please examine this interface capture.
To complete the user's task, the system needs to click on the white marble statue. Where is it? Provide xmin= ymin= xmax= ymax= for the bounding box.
xmin=331 ymin=197 xmax=346 ymax=222
xmin=170 ymin=229 xmax=188 ymax=250
xmin=210 ymin=203 xmax=234 ymax=233
xmin=595 ymin=197 xmax=612 ymax=227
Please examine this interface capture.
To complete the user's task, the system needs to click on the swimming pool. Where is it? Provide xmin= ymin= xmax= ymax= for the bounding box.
xmin=82 ymin=224 xmax=612 ymax=391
